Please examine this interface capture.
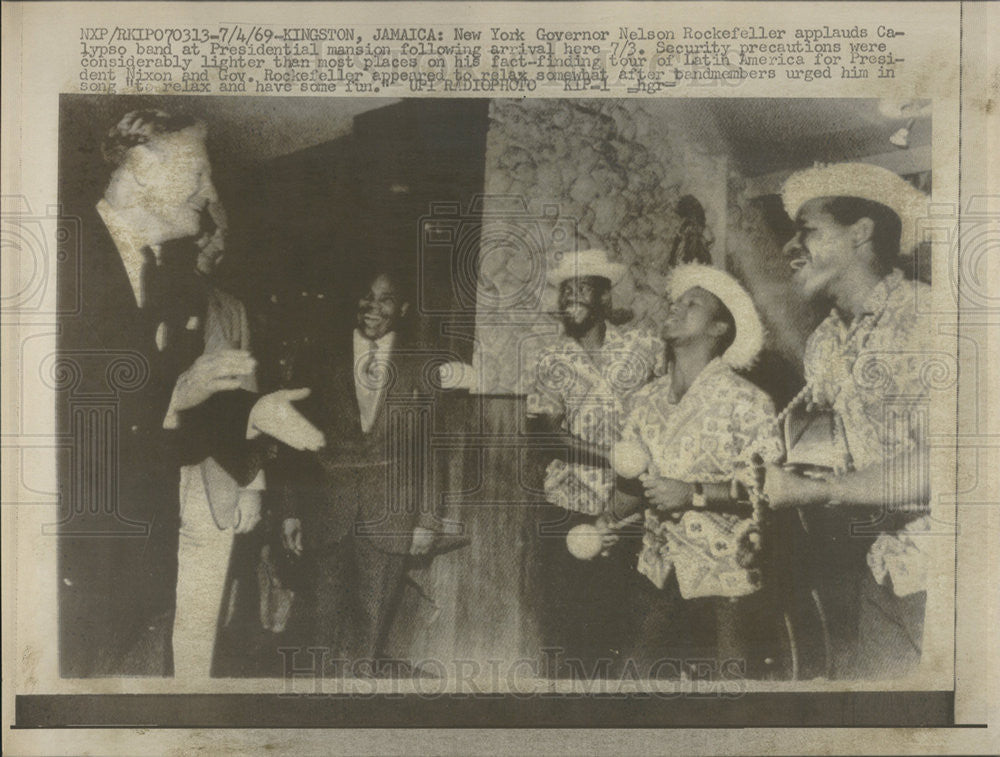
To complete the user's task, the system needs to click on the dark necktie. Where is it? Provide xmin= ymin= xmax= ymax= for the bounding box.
xmin=140 ymin=244 xmax=205 ymax=362
xmin=138 ymin=246 xmax=169 ymax=348
xmin=139 ymin=245 xmax=157 ymax=310
xmin=361 ymin=340 xmax=379 ymax=384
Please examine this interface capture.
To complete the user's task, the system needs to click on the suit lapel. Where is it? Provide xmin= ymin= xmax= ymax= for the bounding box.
xmin=369 ymin=341 xmax=411 ymax=433
xmin=328 ymin=356 xmax=363 ymax=437
xmin=367 ymin=344 xmax=391 ymax=433
xmin=320 ymin=337 xmax=410 ymax=440
xmin=83 ymin=215 xmax=148 ymax=350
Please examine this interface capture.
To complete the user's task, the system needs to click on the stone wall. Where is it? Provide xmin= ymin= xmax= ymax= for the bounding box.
xmin=473 ymin=99 xmax=729 ymax=395
xmin=725 ymin=172 xmax=823 ymax=368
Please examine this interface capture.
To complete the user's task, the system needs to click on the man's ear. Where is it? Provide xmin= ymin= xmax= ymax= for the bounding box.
xmin=121 ymin=143 xmax=159 ymax=189
xmin=851 ymin=216 xmax=876 ymax=248
xmin=599 ymin=290 xmax=612 ymax=310
xmin=400 ymin=302 xmax=411 ymax=319
xmin=707 ymin=319 xmax=728 ymax=339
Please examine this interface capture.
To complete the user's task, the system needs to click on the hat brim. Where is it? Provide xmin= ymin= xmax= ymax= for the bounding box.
xmin=546 ymin=261 xmax=626 ymax=287
xmin=782 ymin=163 xmax=929 ymax=255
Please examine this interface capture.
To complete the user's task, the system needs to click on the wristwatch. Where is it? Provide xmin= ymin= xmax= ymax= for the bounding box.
xmin=691 ymin=482 xmax=707 ymax=509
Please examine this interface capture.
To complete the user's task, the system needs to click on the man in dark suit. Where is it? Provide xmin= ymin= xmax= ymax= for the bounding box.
xmin=57 ymin=109 xmax=324 ymax=676
xmin=280 ymin=270 xmax=439 ymax=672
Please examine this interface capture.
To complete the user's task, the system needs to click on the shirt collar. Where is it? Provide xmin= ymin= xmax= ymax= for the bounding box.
xmin=96 ymin=198 xmax=156 ymax=308
xmin=354 ymin=328 xmax=396 ymax=352
xmin=858 ymin=269 xmax=904 ymax=317
xmin=829 ymin=269 xmax=905 ymax=327
xmin=665 ymin=356 xmax=727 ymax=394
xmin=558 ymin=321 xmax=619 ymax=351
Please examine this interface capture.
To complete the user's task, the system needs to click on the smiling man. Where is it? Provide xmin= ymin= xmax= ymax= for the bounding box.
xmin=604 ymin=264 xmax=783 ymax=675
xmin=763 ymin=162 xmax=933 ymax=679
xmin=279 ymin=269 xmax=439 ymax=673
xmin=527 ymin=248 xmax=664 ymax=673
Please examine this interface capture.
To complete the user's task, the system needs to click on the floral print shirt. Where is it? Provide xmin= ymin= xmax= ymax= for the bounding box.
xmin=621 ymin=359 xmax=784 ymax=596
xmin=527 ymin=324 xmax=664 ymax=515
xmin=803 ymin=269 xmax=934 ymax=596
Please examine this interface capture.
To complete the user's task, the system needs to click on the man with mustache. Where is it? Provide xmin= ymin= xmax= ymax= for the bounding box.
xmin=761 ymin=162 xmax=933 ymax=678
xmin=57 ymin=109 xmax=324 ymax=676
xmin=280 ymin=270 xmax=438 ymax=673
xmin=527 ymin=249 xmax=663 ymax=673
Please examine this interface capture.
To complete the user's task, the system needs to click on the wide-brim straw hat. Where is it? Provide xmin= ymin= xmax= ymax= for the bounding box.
xmin=782 ymin=162 xmax=929 ymax=254
xmin=547 ymin=248 xmax=626 ymax=287
xmin=667 ymin=264 xmax=766 ymax=370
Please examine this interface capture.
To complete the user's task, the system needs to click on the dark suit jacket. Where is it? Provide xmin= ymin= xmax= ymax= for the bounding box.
xmin=280 ymin=334 xmax=438 ymax=554
xmin=57 ymin=208 xmax=261 ymax=529
xmin=56 ymin=207 xmax=262 ymax=674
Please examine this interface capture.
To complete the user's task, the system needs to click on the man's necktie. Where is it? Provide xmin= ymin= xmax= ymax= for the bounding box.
xmin=361 ymin=339 xmax=379 ymax=387
xmin=141 ymin=243 xmax=208 ymax=355
xmin=138 ymin=246 xmax=171 ymax=350
xmin=139 ymin=245 xmax=157 ymax=311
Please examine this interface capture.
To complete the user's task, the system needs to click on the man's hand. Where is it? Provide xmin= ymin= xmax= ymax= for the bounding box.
xmin=594 ymin=511 xmax=642 ymax=551
xmin=233 ymin=490 xmax=262 ymax=534
xmin=169 ymin=350 xmax=256 ymax=414
xmin=640 ymin=474 xmax=693 ymax=511
xmin=281 ymin=517 xmax=303 ymax=556
xmin=248 ymin=388 xmax=325 ymax=451
xmin=409 ymin=526 xmax=436 ymax=556
xmin=594 ymin=512 xmax=620 ymax=550
xmin=762 ymin=464 xmax=830 ymax=510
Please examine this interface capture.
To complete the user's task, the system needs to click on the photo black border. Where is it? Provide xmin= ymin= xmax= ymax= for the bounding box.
xmin=10 ymin=0 xmax=978 ymax=735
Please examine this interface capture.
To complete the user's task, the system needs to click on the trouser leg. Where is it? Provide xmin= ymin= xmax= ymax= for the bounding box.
xmin=352 ymin=537 xmax=408 ymax=663
xmin=626 ymin=572 xmax=688 ymax=678
xmin=714 ymin=591 xmax=781 ymax=680
xmin=172 ymin=493 xmax=234 ymax=678
xmin=311 ymin=542 xmax=353 ymax=672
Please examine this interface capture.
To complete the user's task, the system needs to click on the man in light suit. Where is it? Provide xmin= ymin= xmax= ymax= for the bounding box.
xmin=281 ymin=270 xmax=439 ymax=672
xmin=171 ymin=215 xmax=266 ymax=677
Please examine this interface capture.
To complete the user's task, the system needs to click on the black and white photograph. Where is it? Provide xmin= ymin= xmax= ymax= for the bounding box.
xmin=52 ymin=94 xmax=944 ymax=688
xmin=5 ymin=0 xmax=1000 ymax=752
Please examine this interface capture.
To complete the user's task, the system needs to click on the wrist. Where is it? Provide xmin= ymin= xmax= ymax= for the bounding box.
xmin=246 ymin=399 xmax=263 ymax=439
xmin=780 ymin=474 xmax=830 ymax=508
xmin=690 ymin=482 xmax=706 ymax=509
xmin=814 ymin=476 xmax=839 ymax=506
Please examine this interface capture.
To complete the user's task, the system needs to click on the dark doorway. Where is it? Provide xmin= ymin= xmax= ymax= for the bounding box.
xmin=231 ymin=99 xmax=490 ymax=373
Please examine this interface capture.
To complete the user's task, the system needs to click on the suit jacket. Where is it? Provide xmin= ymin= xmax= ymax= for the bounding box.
xmin=280 ymin=334 xmax=438 ymax=554
xmin=56 ymin=206 xmax=266 ymax=675
xmin=178 ymin=286 xmax=260 ymax=530
xmin=57 ymin=208 xmax=262 ymax=527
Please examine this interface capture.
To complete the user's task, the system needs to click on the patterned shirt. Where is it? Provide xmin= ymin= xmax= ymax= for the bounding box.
xmin=802 ymin=269 xmax=933 ymax=596
xmin=621 ymin=359 xmax=784 ymax=596
xmin=527 ymin=324 xmax=664 ymax=515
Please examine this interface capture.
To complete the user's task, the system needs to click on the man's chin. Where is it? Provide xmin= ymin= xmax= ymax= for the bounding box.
xmin=170 ymin=212 xmax=204 ymax=241
xmin=151 ymin=222 xmax=201 ymax=248
xmin=792 ymin=269 xmax=824 ymax=298
xmin=359 ymin=323 xmax=390 ymax=340
xmin=562 ymin=319 xmax=594 ymax=338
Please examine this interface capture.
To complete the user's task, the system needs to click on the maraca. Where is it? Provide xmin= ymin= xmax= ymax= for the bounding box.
xmin=566 ymin=523 xmax=604 ymax=560
xmin=612 ymin=440 xmax=650 ymax=479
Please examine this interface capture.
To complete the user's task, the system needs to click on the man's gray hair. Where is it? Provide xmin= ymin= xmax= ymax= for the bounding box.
xmin=101 ymin=109 xmax=206 ymax=167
